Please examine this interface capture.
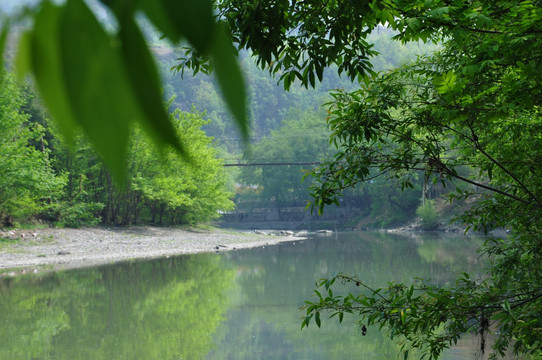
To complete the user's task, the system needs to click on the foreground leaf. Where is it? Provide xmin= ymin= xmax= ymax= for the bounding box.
xmin=212 ymin=30 xmax=248 ymax=138
xmin=58 ymin=0 xmax=134 ymax=180
xmin=118 ymin=15 xmax=185 ymax=156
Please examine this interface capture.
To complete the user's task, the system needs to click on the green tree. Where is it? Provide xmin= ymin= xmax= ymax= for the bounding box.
xmin=42 ymin=130 xmax=106 ymax=227
xmin=416 ymin=200 xmax=439 ymax=230
xmin=129 ymin=108 xmax=234 ymax=225
xmin=289 ymin=2 xmax=541 ymax=359
xmin=240 ymin=109 xmax=333 ymax=209
xmin=0 ymin=71 xmax=64 ymax=225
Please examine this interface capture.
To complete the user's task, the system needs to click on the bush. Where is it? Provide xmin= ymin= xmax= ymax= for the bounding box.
xmin=416 ymin=200 xmax=439 ymax=230
xmin=40 ymin=202 xmax=104 ymax=228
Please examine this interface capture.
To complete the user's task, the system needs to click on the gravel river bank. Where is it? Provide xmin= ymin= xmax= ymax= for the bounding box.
xmin=0 ymin=226 xmax=302 ymax=276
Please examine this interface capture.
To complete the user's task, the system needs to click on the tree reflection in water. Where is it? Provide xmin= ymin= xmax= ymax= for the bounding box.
xmin=0 ymin=254 xmax=235 ymax=359
xmin=1 ymin=232 xmax=506 ymax=359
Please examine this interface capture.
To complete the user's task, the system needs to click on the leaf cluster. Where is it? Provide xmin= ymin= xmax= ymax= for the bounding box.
xmin=2 ymin=0 xmax=247 ymax=180
xmin=302 ymin=273 xmax=542 ymax=359
xmin=291 ymin=0 xmax=542 ymax=358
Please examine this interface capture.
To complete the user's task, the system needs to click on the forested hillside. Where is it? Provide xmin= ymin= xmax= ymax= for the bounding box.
xmin=1 ymin=4 xmax=438 ymax=228
xmin=152 ymin=28 xmax=440 ymax=228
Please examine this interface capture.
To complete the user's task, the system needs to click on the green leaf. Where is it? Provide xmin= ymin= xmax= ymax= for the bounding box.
xmin=137 ymin=0 xmax=215 ymax=53
xmin=161 ymin=0 xmax=215 ymax=53
xmin=301 ymin=314 xmax=312 ymax=329
xmin=315 ymin=290 xmax=323 ymax=300
xmin=434 ymin=71 xmax=458 ymax=94
xmin=212 ymin=30 xmax=248 ymax=139
xmin=29 ymin=1 xmax=78 ymax=145
xmin=406 ymin=18 xmax=421 ymax=30
xmin=132 ymin=0 xmax=179 ymax=43
xmin=118 ymin=15 xmax=185 ymax=156
xmin=315 ymin=311 xmax=321 ymax=327
xmin=461 ymin=64 xmax=481 ymax=75
xmin=381 ymin=9 xmax=395 ymax=24
xmin=429 ymin=7 xmax=449 ymax=17
xmin=14 ymin=30 xmax=32 ymax=82
xmin=502 ymin=300 xmax=512 ymax=313
xmin=315 ymin=64 xmax=324 ymax=82
xmin=58 ymin=0 xmax=136 ymax=180
xmin=309 ymin=69 xmax=316 ymax=88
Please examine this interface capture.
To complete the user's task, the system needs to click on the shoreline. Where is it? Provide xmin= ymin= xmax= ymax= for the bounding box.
xmin=0 ymin=226 xmax=303 ymax=276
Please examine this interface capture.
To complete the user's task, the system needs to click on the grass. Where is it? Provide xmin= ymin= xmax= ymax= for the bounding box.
xmin=0 ymin=236 xmax=20 ymax=250
xmin=0 ymin=233 xmax=55 ymax=252
xmin=9 ymin=221 xmax=49 ymax=230
xmin=175 ymin=223 xmax=220 ymax=233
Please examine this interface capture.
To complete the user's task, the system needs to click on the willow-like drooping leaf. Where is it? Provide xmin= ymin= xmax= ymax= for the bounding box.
xmin=118 ymin=15 xmax=185 ymax=156
xmin=14 ymin=0 xmax=248 ymax=181
xmin=212 ymin=30 xmax=248 ymax=138
xmin=26 ymin=2 xmax=78 ymax=145
xmin=137 ymin=0 xmax=248 ymax=137
xmin=136 ymin=0 xmax=215 ymax=53
xmin=58 ymin=0 xmax=135 ymax=180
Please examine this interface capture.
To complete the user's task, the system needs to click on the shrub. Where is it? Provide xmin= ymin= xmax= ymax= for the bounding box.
xmin=416 ymin=200 xmax=439 ymax=230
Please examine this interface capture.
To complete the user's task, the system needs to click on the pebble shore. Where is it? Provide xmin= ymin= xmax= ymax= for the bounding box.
xmin=0 ymin=226 xmax=302 ymax=275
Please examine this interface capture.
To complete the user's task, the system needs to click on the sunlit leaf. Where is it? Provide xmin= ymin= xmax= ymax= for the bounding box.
xmin=433 ymin=71 xmax=457 ymax=94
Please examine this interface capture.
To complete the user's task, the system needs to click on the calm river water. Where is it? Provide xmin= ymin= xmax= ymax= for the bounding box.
xmin=0 ymin=231 xmax=518 ymax=359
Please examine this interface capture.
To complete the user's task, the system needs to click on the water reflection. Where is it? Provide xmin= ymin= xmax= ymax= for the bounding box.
xmin=0 ymin=255 xmax=235 ymax=359
xmin=209 ymin=231 xmax=487 ymax=360
xmin=0 ymin=231 xmax=515 ymax=359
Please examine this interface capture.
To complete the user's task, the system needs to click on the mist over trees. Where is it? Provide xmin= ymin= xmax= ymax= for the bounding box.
xmin=1 ymin=2 xmax=435 ymax=228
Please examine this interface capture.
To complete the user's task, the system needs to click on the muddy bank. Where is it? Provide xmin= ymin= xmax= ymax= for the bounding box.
xmin=0 ymin=226 xmax=303 ymax=275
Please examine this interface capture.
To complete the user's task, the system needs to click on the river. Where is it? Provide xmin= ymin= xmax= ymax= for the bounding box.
xmin=0 ymin=231 xmax=517 ymax=359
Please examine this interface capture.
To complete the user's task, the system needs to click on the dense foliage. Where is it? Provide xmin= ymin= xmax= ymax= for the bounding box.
xmin=0 ymin=71 xmax=233 ymax=227
xmin=235 ymin=106 xmax=424 ymax=227
xmin=0 ymin=1 xmax=436 ymax=228
xmin=206 ymin=0 xmax=542 ymax=358
xmin=1 ymin=0 xmax=247 ymax=180
xmin=0 ymin=71 xmax=63 ymax=226
xmin=238 ymin=109 xmax=332 ymax=209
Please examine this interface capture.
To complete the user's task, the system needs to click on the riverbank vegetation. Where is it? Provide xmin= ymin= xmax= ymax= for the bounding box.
xmin=0 ymin=70 xmax=233 ymax=228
